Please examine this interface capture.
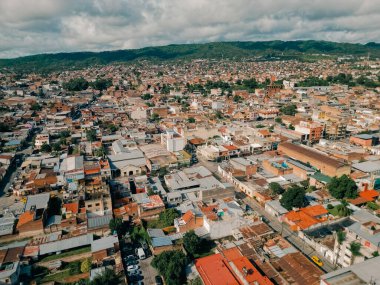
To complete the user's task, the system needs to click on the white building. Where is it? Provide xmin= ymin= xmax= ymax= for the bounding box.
xmin=161 ymin=129 xmax=186 ymax=152
xmin=34 ymin=133 xmax=50 ymax=149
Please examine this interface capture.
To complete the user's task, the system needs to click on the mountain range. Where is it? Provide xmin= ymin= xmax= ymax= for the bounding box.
xmin=0 ymin=40 xmax=379 ymax=73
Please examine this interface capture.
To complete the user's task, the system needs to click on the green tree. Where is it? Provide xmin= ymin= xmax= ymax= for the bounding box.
xmin=90 ymin=78 xmax=112 ymax=91
xmin=141 ymin=93 xmax=153 ymax=100
xmin=40 ymin=143 xmax=52 ymax=153
xmin=183 ymin=230 xmax=201 ymax=256
xmin=336 ymin=200 xmax=352 ymax=217
xmin=130 ymin=226 xmax=149 ymax=243
xmin=327 ymin=175 xmax=358 ymax=199
xmin=94 ymin=146 xmax=106 ymax=158
xmin=30 ymin=103 xmax=42 ymax=111
xmin=86 ymin=129 xmax=97 ymax=142
xmin=337 ymin=230 xmax=346 ymax=245
xmin=188 ymin=117 xmax=196 ymax=123
xmin=151 ymin=250 xmax=187 ymax=285
xmin=349 ymin=242 xmax=361 ymax=256
xmin=109 ymin=218 xmax=123 ymax=235
xmin=159 ymin=208 xmax=180 ymax=227
xmin=151 ymin=113 xmax=161 ymax=122
xmin=275 ymin=117 xmax=282 ymax=123
xmin=280 ymin=104 xmax=297 ymax=116
xmin=81 ymin=258 xmax=92 ymax=273
xmin=288 ymin=124 xmax=295 ymax=130
xmin=52 ymin=142 xmax=61 ymax=152
xmin=233 ymin=95 xmax=242 ymax=103
xmin=63 ymin=77 xmax=89 ymax=91
xmin=280 ymin=184 xmax=306 ymax=210
xmin=269 ymin=182 xmax=284 ymax=195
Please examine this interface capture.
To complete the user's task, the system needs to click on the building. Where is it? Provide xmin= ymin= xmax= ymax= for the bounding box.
xmin=195 ymin=252 xmax=273 ymax=285
xmin=295 ymin=121 xmax=324 ymax=144
xmin=278 ymin=142 xmax=350 ymax=177
xmin=334 ymin=210 xmax=380 ymax=267
xmin=34 ymin=133 xmax=50 ymax=150
xmin=320 ymin=256 xmax=380 ymax=285
xmin=161 ymin=129 xmax=186 ymax=152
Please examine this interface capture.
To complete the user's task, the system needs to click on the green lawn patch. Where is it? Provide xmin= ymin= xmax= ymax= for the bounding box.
xmin=328 ymin=206 xmax=339 ymax=216
xmin=40 ymin=246 xmax=91 ymax=262
xmin=40 ymin=269 xmax=71 ymax=283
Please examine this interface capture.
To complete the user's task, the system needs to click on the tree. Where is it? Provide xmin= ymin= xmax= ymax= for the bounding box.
xmin=94 ymin=146 xmax=106 ymax=158
xmin=269 ymin=182 xmax=284 ymax=195
xmin=52 ymin=142 xmax=61 ymax=152
xmin=91 ymin=268 xmax=119 ymax=285
xmin=109 ymin=218 xmax=123 ymax=235
xmin=151 ymin=250 xmax=187 ymax=285
xmin=327 ymin=175 xmax=358 ymax=199
xmin=141 ymin=93 xmax=153 ymax=100
xmin=275 ymin=117 xmax=282 ymax=123
xmin=337 ymin=230 xmax=346 ymax=245
xmin=280 ymin=104 xmax=297 ymax=116
xmin=349 ymin=242 xmax=361 ymax=256
xmin=159 ymin=209 xmax=180 ymax=227
xmin=188 ymin=117 xmax=196 ymax=123
xmin=233 ymin=95 xmax=242 ymax=103
xmin=30 ymin=103 xmax=42 ymax=111
xmin=130 ymin=226 xmax=149 ymax=243
xmin=336 ymin=200 xmax=352 ymax=217
xmin=183 ymin=230 xmax=201 ymax=256
xmin=288 ymin=124 xmax=295 ymax=130
xmin=40 ymin=143 xmax=52 ymax=153
xmin=86 ymin=129 xmax=97 ymax=142
xmin=280 ymin=184 xmax=306 ymax=210
xmin=81 ymin=258 xmax=92 ymax=273
xmin=63 ymin=77 xmax=89 ymax=91
xmin=151 ymin=113 xmax=161 ymax=122
xmin=90 ymin=78 xmax=112 ymax=91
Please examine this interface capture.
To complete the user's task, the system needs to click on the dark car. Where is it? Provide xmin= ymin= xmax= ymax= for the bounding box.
xmin=155 ymin=275 xmax=163 ymax=285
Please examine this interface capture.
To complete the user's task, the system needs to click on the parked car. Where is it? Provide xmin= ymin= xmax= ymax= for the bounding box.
xmin=311 ymin=255 xmax=323 ymax=267
xmin=127 ymin=265 xmax=139 ymax=272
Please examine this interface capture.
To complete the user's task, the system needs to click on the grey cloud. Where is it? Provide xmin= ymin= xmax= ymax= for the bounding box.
xmin=0 ymin=0 xmax=379 ymax=58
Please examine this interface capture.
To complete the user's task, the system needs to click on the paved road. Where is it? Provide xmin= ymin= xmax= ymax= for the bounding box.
xmin=243 ymin=197 xmax=335 ymax=273
xmin=197 ymin=156 xmax=336 ymax=273
xmin=139 ymin=256 xmax=158 ymax=285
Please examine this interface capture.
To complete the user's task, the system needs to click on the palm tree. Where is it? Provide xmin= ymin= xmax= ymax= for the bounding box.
xmin=336 ymin=200 xmax=352 ymax=217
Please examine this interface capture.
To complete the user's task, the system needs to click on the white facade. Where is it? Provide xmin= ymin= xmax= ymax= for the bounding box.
xmin=161 ymin=130 xmax=186 ymax=152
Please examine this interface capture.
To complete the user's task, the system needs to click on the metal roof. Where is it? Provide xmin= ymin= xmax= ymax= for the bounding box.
xmin=39 ymin=234 xmax=93 ymax=255
xmin=91 ymin=235 xmax=118 ymax=252
xmin=151 ymin=236 xmax=172 ymax=248
xmin=24 ymin=193 xmax=50 ymax=211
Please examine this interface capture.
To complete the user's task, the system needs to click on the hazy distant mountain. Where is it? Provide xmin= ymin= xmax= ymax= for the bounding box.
xmin=0 ymin=40 xmax=379 ymax=73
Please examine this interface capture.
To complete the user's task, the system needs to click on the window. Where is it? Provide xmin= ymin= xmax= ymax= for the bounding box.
xmin=87 ymin=204 xmax=92 ymax=208
xmin=95 ymin=203 xmax=100 ymax=206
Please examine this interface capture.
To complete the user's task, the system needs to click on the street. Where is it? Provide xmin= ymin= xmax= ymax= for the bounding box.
xmin=198 ymin=156 xmax=335 ymax=273
xmin=243 ymin=196 xmax=335 ymax=273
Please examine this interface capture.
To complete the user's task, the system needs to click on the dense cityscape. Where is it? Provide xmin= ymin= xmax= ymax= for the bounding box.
xmin=0 ymin=52 xmax=379 ymax=285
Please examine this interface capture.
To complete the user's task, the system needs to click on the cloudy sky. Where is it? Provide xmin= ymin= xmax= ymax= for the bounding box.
xmin=0 ymin=0 xmax=379 ymax=58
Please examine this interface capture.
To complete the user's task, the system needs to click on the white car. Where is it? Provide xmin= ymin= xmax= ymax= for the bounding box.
xmin=127 ymin=265 xmax=139 ymax=272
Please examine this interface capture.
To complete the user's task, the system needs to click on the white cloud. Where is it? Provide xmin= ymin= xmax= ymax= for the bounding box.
xmin=0 ymin=0 xmax=379 ymax=58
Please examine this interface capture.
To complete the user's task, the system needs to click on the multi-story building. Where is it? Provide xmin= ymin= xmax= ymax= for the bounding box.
xmin=34 ymin=133 xmax=50 ymax=150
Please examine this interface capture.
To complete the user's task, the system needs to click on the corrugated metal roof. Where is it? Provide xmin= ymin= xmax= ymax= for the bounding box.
xmin=87 ymin=214 xmax=113 ymax=229
xmin=25 ymin=193 xmax=50 ymax=211
xmin=39 ymin=234 xmax=93 ymax=255
xmin=151 ymin=236 xmax=172 ymax=248
xmin=91 ymin=235 xmax=118 ymax=252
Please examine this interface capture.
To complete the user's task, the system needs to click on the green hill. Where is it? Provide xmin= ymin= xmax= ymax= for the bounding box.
xmin=0 ymin=40 xmax=379 ymax=73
